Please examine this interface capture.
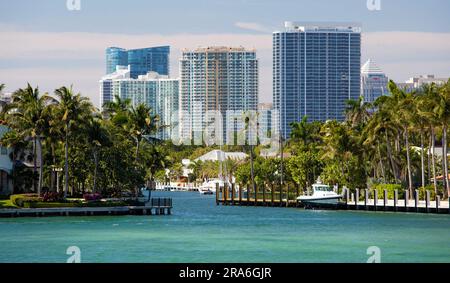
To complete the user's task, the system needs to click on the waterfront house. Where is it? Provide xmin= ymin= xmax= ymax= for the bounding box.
xmin=0 ymin=123 xmax=14 ymax=196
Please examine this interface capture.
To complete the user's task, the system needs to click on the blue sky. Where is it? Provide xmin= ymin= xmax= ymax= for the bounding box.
xmin=1 ymin=0 xmax=450 ymax=106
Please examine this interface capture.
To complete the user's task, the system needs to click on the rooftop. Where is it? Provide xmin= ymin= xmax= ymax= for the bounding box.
xmin=183 ymin=46 xmax=256 ymax=53
xmin=280 ymin=21 xmax=362 ymax=33
xmin=361 ymin=59 xmax=384 ymax=75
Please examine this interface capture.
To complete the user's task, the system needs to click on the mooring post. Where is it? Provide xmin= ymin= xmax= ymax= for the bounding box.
xmin=279 ymin=184 xmax=283 ymax=207
xmin=414 ymin=189 xmax=419 ymax=212
xmin=263 ymin=184 xmax=266 ymax=205
xmin=394 ymin=189 xmax=398 ymax=211
xmin=216 ymin=183 xmax=220 ymax=205
xmin=345 ymin=188 xmax=349 ymax=204
xmin=405 ymin=190 xmax=409 ymax=212
xmin=224 ymin=183 xmax=228 ymax=205
xmin=355 ymin=189 xmax=359 ymax=209
xmin=383 ymin=189 xmax=388 ymax=211
xmin=239 ymin=184 xmax=242 ymax=204
xmin=286 ymin=184 xmax=290 ymax=207
xmin=271 ymin=184 xmax=274 ymax=206
xmin=364 ymin=189 xmax=369 ymax=210
xmin=425 ymin=190 xmax=430 ymax=213
xmin=246 ymin=184 xmax=250 ymax=205
xmin=254 ymin=183 xmax=258 ymax=206
xmin=436 ymin=195 xmax=440 ymax=213
xmin=374 ymin=190 xmax=378 ymax=211
xmin=231 ymin=183 xmax=235 ymax=205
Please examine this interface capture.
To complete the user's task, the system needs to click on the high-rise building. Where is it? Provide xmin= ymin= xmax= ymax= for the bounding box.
xmin=258 ymin=103 xmax=273 ymax=138
xmin=105 ymin=46 xmax=170 ymax=78
xmin=273 ymin=22 xmax=361 ymax=138
xmin=361 ymin=59 xmax=388 ymax=103
xmin=180 ymin=47 xmax=258 ymax=144
xmin=111 ymin=72 xmax=180 ymax=140
xmin=99 ymin=65 xmax=131 ymax=108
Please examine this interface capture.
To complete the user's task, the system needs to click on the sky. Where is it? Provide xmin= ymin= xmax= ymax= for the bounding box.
xmin=1 ymin=0 xmax=450 ymax=107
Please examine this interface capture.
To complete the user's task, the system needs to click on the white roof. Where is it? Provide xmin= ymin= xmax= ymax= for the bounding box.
xmin=100 ymin=65 xmax=131 ymax=81
xmin=361 ymin=59 xmax=384 ymax=75
xmin=195 ymin=150 xmax=248 ymax=162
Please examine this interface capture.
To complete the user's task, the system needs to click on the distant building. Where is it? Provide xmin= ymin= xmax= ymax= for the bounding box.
xmin=396 ymin=75 xmax=449 ymax=92
xmin=180 ymin=46 xmax=259 ymax=144
xmin=111 ymin=72 xmax=180 ymax=140
xmin=258 ymin=103 xmax=273 ymax=138
xmin=361 ymin=59 xmax=389 ymax=103
xmin=106 ymin=46 xmax=170 ymax=78
xmin=99 ymin=65 xmax=131 ymax=108
xmin=273 ymin=22 xmax=361 ymax=138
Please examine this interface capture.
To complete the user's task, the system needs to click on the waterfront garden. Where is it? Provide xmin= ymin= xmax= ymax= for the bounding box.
xmin=0 ymin=79 xmax=449 ymax=209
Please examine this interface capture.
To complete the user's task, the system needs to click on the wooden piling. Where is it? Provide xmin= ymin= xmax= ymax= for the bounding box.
xmin=238 ymin=184 xmax=242 ymax=204
xmin=246 ymin=184 xmax=250 ymax=206
xmin=414 ymin=189 xmax=419 ymax=212
xmin=364 ymin=189 xmax=369 ymax=210
xmin=216 ymin=183 xmax=219 ymax=205
xmin=254 ymin=184 xmax=258 ymax=206
xmin=383 ymin=189 xmax=388 ymax=211
xmin=231 ymin=183 xmax=235 ymax=205
xmin=436 ymin=195 xmax=440 ymax=213
xmin=263 ymin=184 xmax=266 ymax=205
xmin=394 ymin=189 xmax=398 ymax=211
xmin=355 ymin=189 xmax=359 ymax=209
xmin=425 ymin=190 xmax=430 ymax=213
xmin=279 ymin=184 xmax=283 ymax=207
xmin=374 ymin=190 xmax=378 ymax=211
xmin=286 ymin=184 xmax=290 ymax=207
xmin=223 ymin=183 xmax=228 ymax=205
xmin=405 ymin=190 xmax=409 ymax=211
xmin=271 ymin=184 xmax=274 ymax=206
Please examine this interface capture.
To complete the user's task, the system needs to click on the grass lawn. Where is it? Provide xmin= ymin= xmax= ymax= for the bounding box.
xmin=0 ymin=199 xmax=17 ymax=209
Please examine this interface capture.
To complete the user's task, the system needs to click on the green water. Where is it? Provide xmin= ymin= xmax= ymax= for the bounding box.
xmin=0 ymin=191 xmax=450 ymax=263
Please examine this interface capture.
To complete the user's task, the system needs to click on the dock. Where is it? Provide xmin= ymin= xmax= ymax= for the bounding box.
xmin=216 ymin=184 xmax=450 ymax=214
xmin=0 ymin=197 xmax=173 ymax=218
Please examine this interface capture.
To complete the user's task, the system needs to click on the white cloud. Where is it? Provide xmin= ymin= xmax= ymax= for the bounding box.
xmin=0 ymin=29 xmax=449 ymax=107
xmin=234 ymin=22 xmax=271 ymax=33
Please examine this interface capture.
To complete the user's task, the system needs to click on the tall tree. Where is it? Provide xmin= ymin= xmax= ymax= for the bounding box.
xmin=53 ymin=86 xmax=93 ymax=197
xmin=8 ymin=84 xmax=52 ymax=195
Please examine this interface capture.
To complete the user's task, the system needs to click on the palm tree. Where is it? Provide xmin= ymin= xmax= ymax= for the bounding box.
xmin=345 ymin=95 xmax=371 ymax=129
xmin=437 ymin=80 xmax=450 ymax=197
xmin=53 ymin=86 xmax=93 ymax=197
xmin=419 ymin=82 xmax=447 ymax=196
xmin=127 ymin=104 xmax=160 ymax=163
xmin=7 ymin=84 xmax=52 ymax=195
xmin=85 ymin=117 xmax=110 ymax=193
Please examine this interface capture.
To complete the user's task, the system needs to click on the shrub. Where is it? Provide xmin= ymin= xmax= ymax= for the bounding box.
xmin=42 ymin=192 xmax=63 ymax=202
xmin=417 ymin=185 xmax=446 ymax=200
xmin=83 ymin=193 xmax=102 ymax=201
xmin=10 ymin=194 xmax=41 ymax=207
xmin=23 ymin=202 xmax=81 ymax=208
xmin=373 ymin=184 xmax=405 ymax=199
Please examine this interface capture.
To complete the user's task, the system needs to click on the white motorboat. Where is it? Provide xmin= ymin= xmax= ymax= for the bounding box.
xmin=297 ymin=177 xmax=342 ymax=206
xmin=198 ymin=187 xmax=214 ymax=195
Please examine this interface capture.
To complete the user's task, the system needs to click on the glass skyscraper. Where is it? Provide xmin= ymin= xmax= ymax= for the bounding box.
xmin=180 ymin=47 xmax=259 ymax=144
xmin=105 ymin=46 xmax=170 ymax=78
xmin=273 ymin=22 xmax=361 ymax=138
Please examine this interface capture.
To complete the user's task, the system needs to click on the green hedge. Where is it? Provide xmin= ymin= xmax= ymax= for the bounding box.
xmin=10 ymin=194 xmax=41 ymax=207
xmin=23 ymin=202 xmax=81 ymax=208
